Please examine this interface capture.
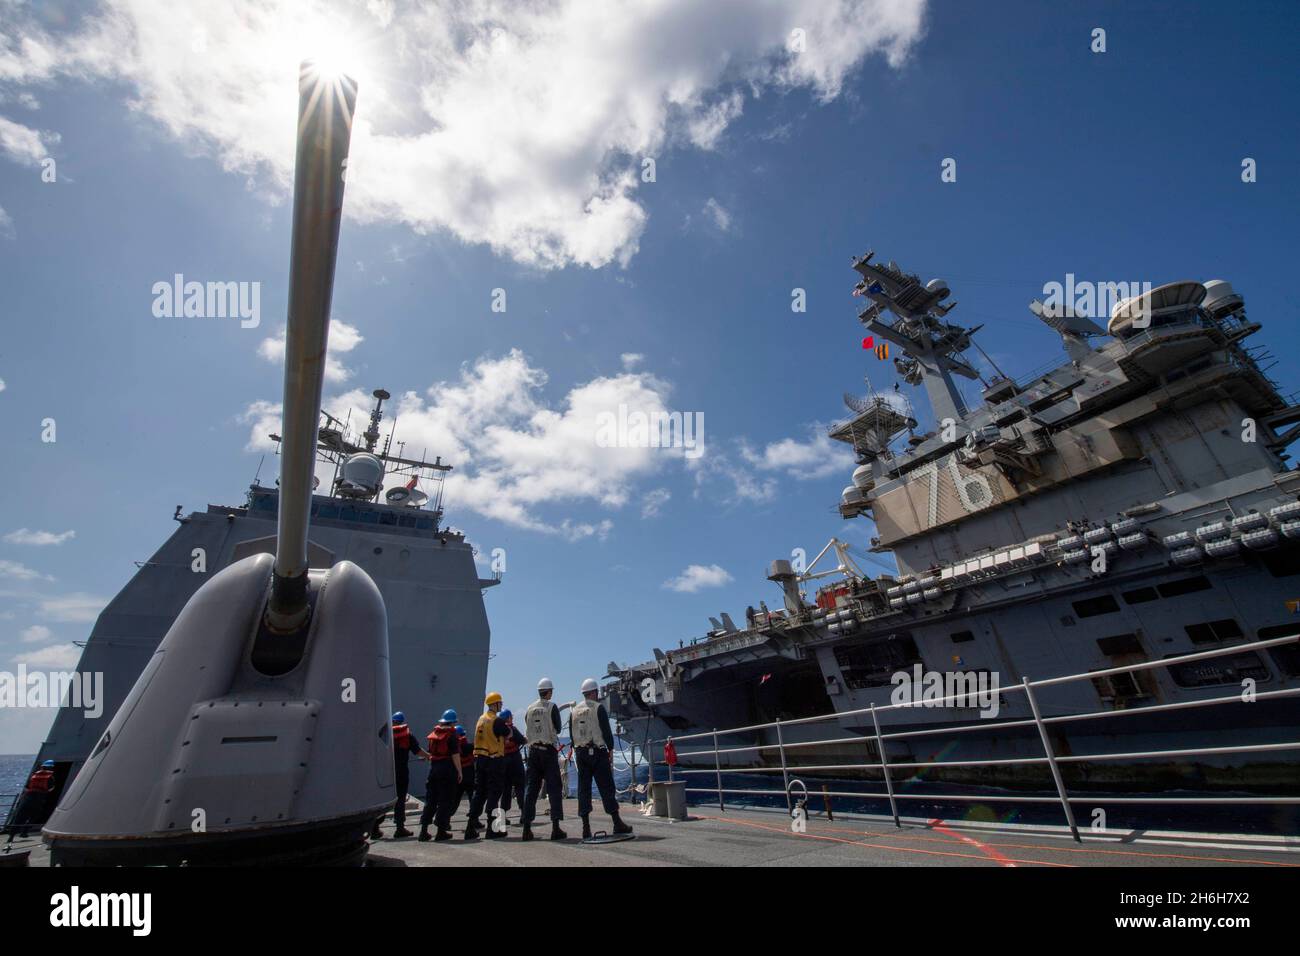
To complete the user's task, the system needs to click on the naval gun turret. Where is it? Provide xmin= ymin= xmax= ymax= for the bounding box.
xmin=43 ymin=62 xmax=394 ymax=865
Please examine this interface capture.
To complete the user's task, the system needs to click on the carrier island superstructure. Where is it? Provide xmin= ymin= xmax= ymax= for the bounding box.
xmin=607 ymin=253 xmax=1300 ymax=790
xmin=9 ymin=389 xmax=497 ymax=818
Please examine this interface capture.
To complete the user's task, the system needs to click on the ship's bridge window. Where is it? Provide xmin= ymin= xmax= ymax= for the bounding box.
xmin=950 ymin=630 xmax=975 ymax=643
xmin=1256 ymin=624 xmax=1300 ymax=677
xmin=1184 ymin=619 xmax=1244 ymax=646
xmin=1072 ymin=594 xmax=1120 ymax=619
xmin=1165 ymin=651 xmax=1269 ymax=688
xmin=833 ymin=633 xmax=922 ymax=690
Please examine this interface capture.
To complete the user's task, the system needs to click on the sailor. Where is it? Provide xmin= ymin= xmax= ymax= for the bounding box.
xmin=569 ymin=678 xmax=632 ymax=840
xmin=520 ymin=677 xmax=567 ymax=841
xmin=4 ymin=759 xmax=59 ymax=842
xmin=498 ymin=709 xmax=527 ymax=823
xmin=454 ymin=724 xmax=475 ymax=814
xmin=465 ymin=691 xmax=510 ymax=840
xmin=418 ymin=710 xmax=463 ymax=842
xmin=372 ymin=711 xmax=426 ymax=840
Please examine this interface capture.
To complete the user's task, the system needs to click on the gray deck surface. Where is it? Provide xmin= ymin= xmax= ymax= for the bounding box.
xmin=8 ymin=798 xmax=1298 ymax=868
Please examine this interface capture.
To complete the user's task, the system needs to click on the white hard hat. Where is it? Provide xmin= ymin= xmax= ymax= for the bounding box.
xmin=537 ymin=677 xmax=554 ymax=692
xmin=580 ymin=678 xmax=599 ymax=694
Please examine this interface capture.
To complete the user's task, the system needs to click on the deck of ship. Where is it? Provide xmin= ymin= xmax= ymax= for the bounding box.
xmin=9 ymin=798 xmax=1297 ymax=868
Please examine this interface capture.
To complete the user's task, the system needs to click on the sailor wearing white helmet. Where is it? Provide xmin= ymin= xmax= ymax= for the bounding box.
xmin=569 ymin=678 xmax=632 ymax=840
xmin=521 ymin=677 xmax=568 ymax=841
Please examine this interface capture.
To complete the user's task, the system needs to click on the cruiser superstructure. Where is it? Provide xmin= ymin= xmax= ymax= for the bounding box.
xmin=607 ymin=252 xmax=1300 ymax=790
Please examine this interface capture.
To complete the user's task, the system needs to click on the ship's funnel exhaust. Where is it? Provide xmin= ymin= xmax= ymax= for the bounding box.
xmin=268 ymin=61 xmax=358 ymax=632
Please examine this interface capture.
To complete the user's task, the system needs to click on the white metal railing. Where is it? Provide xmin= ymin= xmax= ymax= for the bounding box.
xmin=637 ymin=636 xmax=1300 ymax=842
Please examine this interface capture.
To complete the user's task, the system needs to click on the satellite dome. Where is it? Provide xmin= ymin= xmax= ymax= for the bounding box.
xmin=337 ymin=453 xmax=385 ymax=498
xmin=1201 ymin=280 xmax=1243 ymax=319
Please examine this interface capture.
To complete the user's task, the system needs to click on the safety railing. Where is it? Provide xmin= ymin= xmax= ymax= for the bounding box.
xmin=642 ymin=636 xmax=1300 ymax=842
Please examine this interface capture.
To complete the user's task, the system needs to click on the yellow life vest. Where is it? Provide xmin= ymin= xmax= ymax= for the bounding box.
xmin=474 ymin=711 xmax=505 ymax=758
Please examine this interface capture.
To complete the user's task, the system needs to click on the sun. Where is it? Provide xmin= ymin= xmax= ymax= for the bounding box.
xmin=280 ymin=18 xmax=374 ymax=89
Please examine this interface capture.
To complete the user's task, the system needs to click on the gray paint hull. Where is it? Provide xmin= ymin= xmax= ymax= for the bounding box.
xmin=17 ymin=488 xmax=493 ymax=803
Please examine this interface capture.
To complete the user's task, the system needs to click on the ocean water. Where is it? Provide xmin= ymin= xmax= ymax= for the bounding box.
xmin=0 ymin=746 xmax=645 ymax=814
xmin=1 ymin=754 xmax=35 ymax=819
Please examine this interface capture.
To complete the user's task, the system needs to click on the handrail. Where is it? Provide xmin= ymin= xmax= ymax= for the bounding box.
xmin=656 ymin=636 xmax=1299 ymax=745
xmin=645 ymin=635 xmax=1300 ymax=842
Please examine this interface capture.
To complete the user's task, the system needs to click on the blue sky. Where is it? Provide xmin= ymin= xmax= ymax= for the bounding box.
xmin=1 ymin=0 xmax=1298 ymax=751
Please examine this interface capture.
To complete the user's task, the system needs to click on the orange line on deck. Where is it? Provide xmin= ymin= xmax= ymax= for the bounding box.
xmin=928 ymin=819 xmax=1018 ymax=866
xmin=692 ymin=812 xmax=1073 ymax=867
xmin=737 ymin=815 xmax=1300 ymax=867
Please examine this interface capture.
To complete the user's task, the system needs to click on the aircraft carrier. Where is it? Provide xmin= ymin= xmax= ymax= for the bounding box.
xmin=606 ymin=252 xmax=1300 ymax=795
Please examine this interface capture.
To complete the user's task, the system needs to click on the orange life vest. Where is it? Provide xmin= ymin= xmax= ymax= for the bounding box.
xmin=426 ymin=724 xmax=457 ymax=760
xmin=25 ymin=769 xmax=54 ymax=793
xmin=393 ymin=722 xmax=411 ymax=750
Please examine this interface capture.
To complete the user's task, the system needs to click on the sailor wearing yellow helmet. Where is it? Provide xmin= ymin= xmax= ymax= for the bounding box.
xmin=465 ymin=690 xmax=510 ymax=840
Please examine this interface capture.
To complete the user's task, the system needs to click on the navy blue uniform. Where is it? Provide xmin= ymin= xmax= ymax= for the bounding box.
xmin=571 ymin=703 xmax=619 ymax=818
xmin=522 ymin=702 xmax=566 ymax=826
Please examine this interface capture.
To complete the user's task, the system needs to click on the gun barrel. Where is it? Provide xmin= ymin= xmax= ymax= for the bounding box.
xmin=268 ymin=62 xmax=358 ymax=629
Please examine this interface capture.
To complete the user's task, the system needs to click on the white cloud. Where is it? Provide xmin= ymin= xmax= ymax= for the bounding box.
xmin=20 ymin=624 xmax=52 ymax=643
xmin=0 ymin=205 xmax=13 ymax=240
xmin=0 ymin=375 xmax=6 ymax=391
xmin=641 ymin=487 xmax=671 ymax=518
xmin=0 ymin=0 xmax=926 ymax=269
xmin=4 ymin=528 xmax=76 ymax=546
xmin=557 ymin=519 xmax=613 ymax=542
xmin=37 ymin=592 xmax=106 ymax=623
xmin=687 ymin=90 xmax=745 ymax=150
xmin=701 ymin=197 xmax=732 ymax=233
xmin=742 ymin=424 xmax=856 ymax=480
xmin=257 ymin=319 xmax=363 ymax=384
xmin=620 ymin=352 xmax=645 ymax=371
xmin=0 ymin=559 xmax=52 ymax=581
xmin=0 ymin=113 xmax=55 ymax=164
xmin=688 ymin=425 xmax=852 ymax=504
xmin=688 ymin=445 xmax=778 ymax=505
xmin=239 ymin=399 xmax=282 ymax=452
xmin=13 ymin=643 xmax=80 ymax=669
xmin=244 ymin=349 xmax=682 ymax=535
xmin=663 ymin=563 xmax=733 ymax=593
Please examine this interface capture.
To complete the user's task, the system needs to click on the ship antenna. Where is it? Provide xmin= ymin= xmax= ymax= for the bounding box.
xmin=266 ymin=63 xmax=358 ymax=633
xmin=363 ymin=388 xmax=390 ymax=453
xmin=970 ymin=336 xmax=1010 ymax=383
